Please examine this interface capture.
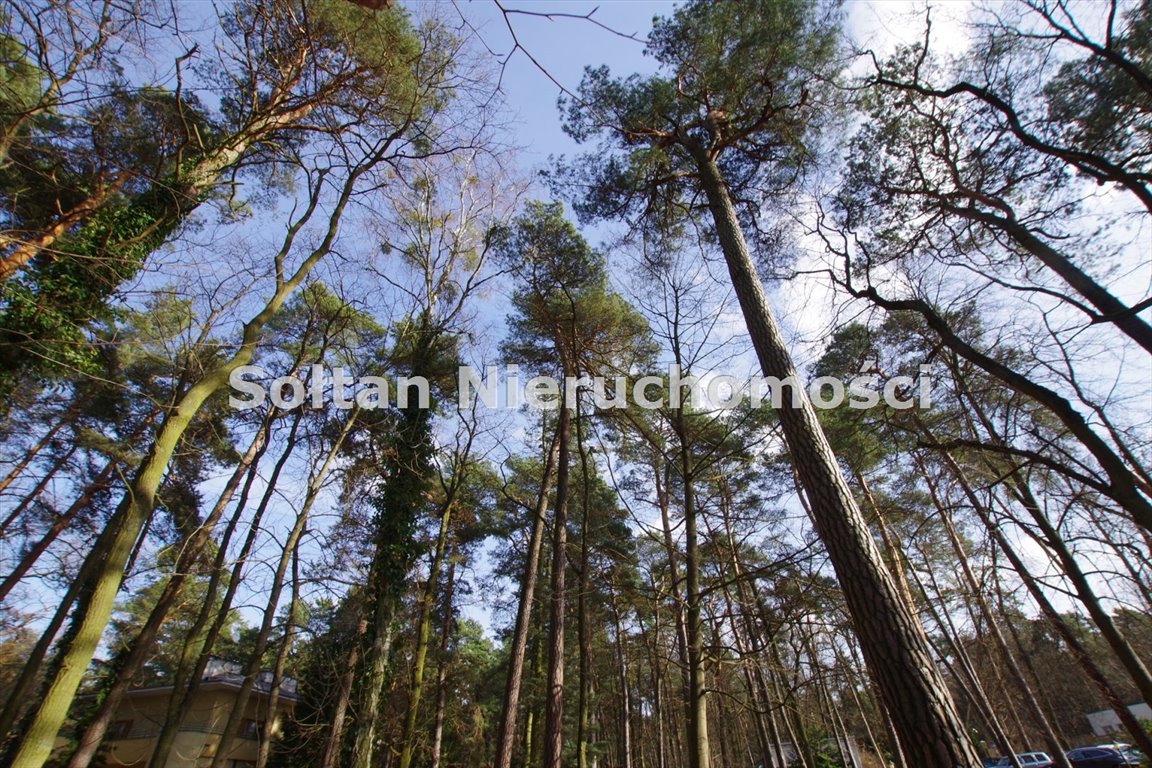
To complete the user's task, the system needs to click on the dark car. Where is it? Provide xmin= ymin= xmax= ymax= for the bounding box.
xmin=1066 ymin=746 xmax=1144 ymax=768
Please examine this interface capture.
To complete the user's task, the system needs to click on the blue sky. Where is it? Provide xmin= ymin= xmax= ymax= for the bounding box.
xmin=457 ymin=1 xmax=667 ymax=163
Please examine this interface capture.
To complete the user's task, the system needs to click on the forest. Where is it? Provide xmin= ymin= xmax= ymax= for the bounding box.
xmin=0 ymin=1 xmax=1150 ymax=767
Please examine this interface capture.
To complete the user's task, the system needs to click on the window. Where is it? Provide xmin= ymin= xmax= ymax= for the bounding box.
xmin=239 ymin=719 xmax=265 ymax=740
xmin=107 ymin=720 xmax=133 ymax=740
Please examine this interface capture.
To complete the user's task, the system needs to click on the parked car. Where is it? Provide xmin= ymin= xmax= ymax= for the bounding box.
xmin=1066 ymin=745 xmax=1144 ymax=767
xmin=994 ymin=753 xmax=1055 ymax=768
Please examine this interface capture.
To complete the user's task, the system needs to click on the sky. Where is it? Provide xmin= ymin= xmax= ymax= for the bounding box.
xmin=458 ymin=0 xmax=973 ymax=164
xmin=421 ymin=0 xmax=1085 ymax=635
xmin=8 ymin=0 xmax=1113 ymax=642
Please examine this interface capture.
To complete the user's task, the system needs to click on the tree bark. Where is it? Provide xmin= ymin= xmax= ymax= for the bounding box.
xmin=542 ymin=394 xmax=573 ymax=768
xmin=428 ymin=547 xmax=457 ymax=768
xmin=63 ymin=419 xmax=270 ymax=768
xmin=690 ymin=145 xmax=981 ymax=768
xmin=493 ymin=429 xmax=560 ymax=768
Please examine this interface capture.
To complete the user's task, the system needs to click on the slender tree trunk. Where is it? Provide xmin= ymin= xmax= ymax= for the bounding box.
xmin=946 ymin=204 xmax=1152 ymax=355
xmin=672 ymin=408 xmax=710 ymax=768
xmin=148 ymin=411 xmax=289 ymax=768
xmin=855 ymin=470 xmax=917 ymax=612
xmin=854 ymin=287 xmax=1152 ymax=532
xmin=210 ymin=408 xmax=359 ymax=768
xmin=428 ymin=547 xmax=457 ymax=768
xmin=0 ymin=456 xmax=114 ymax=604
xmin=256 ymin=541 xmax=302 ymax=768
xmin=690 ymin=145 xmax=980 ymax=768
xmin=961 ymin=385 xmax=1152 ymax=706
xmin=320 ymin=641 xmax=359 ymax=768
xmin=576 ymin=407 xmax=593 ymax=768
xmin=208 ymin=492 xmax=315 ymax=768
xmin=398 ymin=488 xmax=459 ymax=768
xmin=833 ymin=642 xmax=889 ymax=768
xmin=610 ymin=592 xmax=634 ymax=768
xmin=906 ymin=547 xmax=1021 ymax=767
xmin=917 ymin=451 xmax=1071 ymax=768
xmin=935 ymin=448 xmax=1152 ymax=757
xmin=542 ymin=395 xmax=573 ymax=768
xmin=494 ymin=429 xmax=560 ymax=768
xmin=0 ymin=406 xmax=74 ymax=498
xmin=0 ymin=446 xmax=76 ymax=538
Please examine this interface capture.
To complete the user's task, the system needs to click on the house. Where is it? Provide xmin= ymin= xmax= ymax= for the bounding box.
xmin=1085 ymin=702 xmax=1152 ymax=737
xmin=91 ymin=661 xmax=297 ymax=768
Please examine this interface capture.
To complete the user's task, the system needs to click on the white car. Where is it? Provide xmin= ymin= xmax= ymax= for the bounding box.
xmin=994 ymin=753 xmax=1055 ymax=768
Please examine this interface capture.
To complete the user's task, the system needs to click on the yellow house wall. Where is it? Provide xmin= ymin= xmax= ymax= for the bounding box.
xmin=91 ymin=686 xmax=291 ymax=768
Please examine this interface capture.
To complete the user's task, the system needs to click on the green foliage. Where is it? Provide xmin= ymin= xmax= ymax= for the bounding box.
xmin=0 ymin=25 xmax=41 ymax=142
xmin=559 ymin=0 xmax=842 ymax=247
xmin=0 ymin=85 xmax=220 ymax=394
xmin=102 ymin=567 xmax=247 ymax=689
xmin=1044 ymin=0 xmax=1152 ymax=174
xmin=494 ymin=201 xmax=653 ymax=380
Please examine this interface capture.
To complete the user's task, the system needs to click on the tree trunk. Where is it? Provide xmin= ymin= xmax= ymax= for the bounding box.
xmin=576 ymin=406 xmax=594 ymax=768
xmin=690 ymin=146 xmax=981 ymax=768
xmin=209 ymin=409 xmax=358 ymax=768
xmin=64 ymin=420 xmax=270 ymax=768
xmin=935 ymin=448 xmax=1152 ymax=757
xmin=148 ymin=410 xmax=295 ymax=768
xmin=542 ymin=395 xmax=573 ymax=768
xmin=960 ymin=382 xmax=1152 ymax=706
xmin=428 ymin=547 xmax=457 ymax=768
xmin=493 ymin=429 xmax=560 ymax=768
xmin=0 ymin=445 xmax=76 ymax=539
xmin=256 ymin=542 xmax=302 ymax=768
xmin=399 ymin=487 xmax=460 ymax=768
xmin=0 ymin=405 xmax=75 ymax=498
xmin=5 ymin=165 xmax=345 ymax=768
xmin=916 ymin=450 xmax=1072 ymax=768
xmin=671 ymin=407 xmax=710 ymax=768
xmin=0 ymin=455 xmax=115 ymax=604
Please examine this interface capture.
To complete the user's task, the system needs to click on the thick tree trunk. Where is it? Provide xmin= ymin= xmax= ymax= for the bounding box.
xmin=691 ymin=147 xmax=981 ymax=768
xmin=64 ymin=421 xmax=270 ymax=768
xmin=352 ymin=393 xmax=433 ymax=768
xmin=5 ymin=166 xmax=342 ymax=768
